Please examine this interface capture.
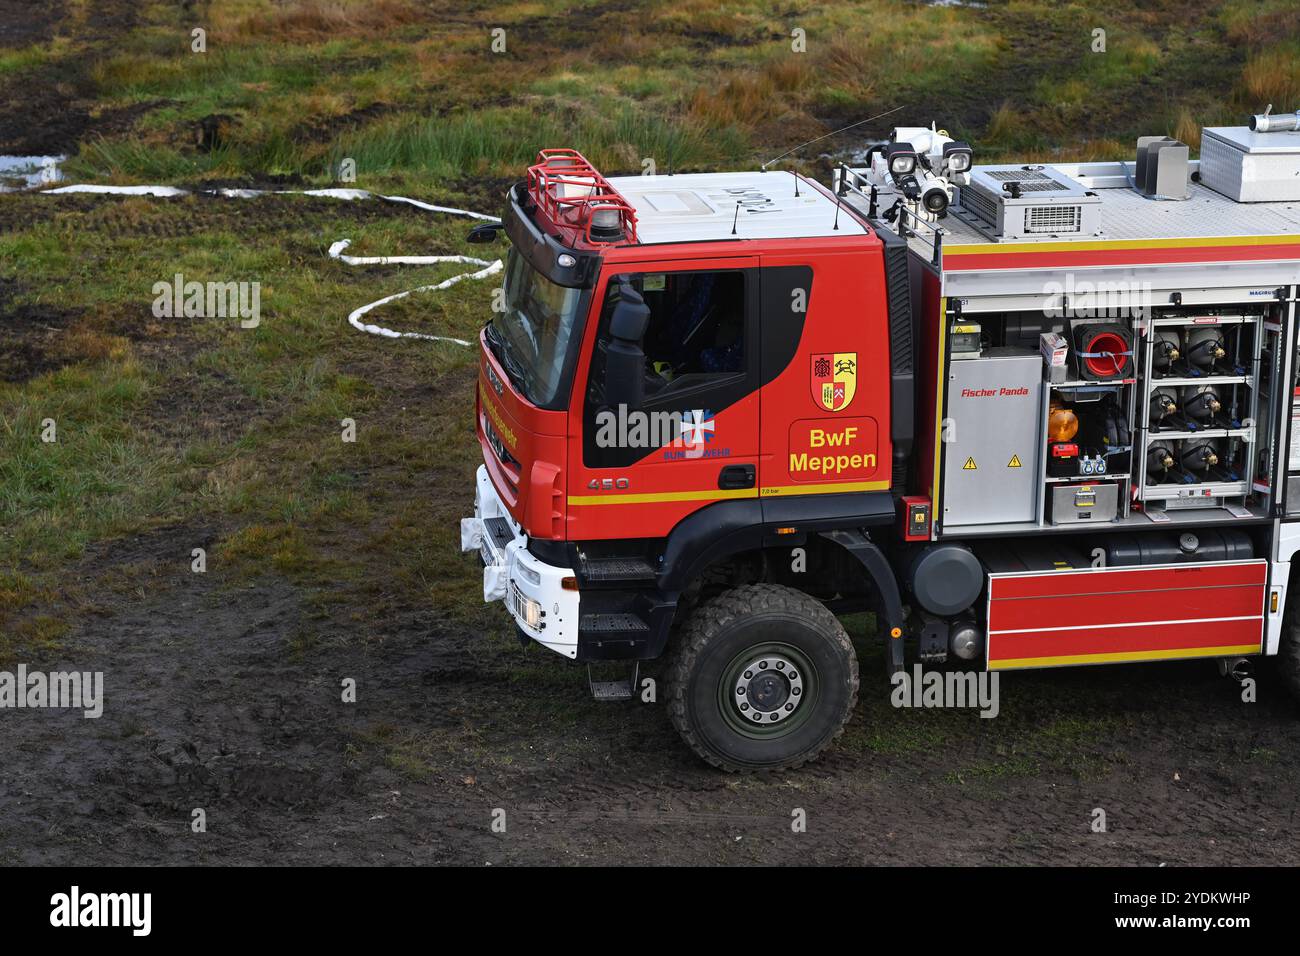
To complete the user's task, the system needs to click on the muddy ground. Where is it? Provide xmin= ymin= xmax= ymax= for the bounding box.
xmin=3 ymin=524 xmax=1299 ymax=865
xmin=0 ymin=0 xmax=152 ymax=157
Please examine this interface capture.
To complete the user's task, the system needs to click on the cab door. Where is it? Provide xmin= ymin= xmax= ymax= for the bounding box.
xmin=756 ymin=249 xmax=893 ymax=502
xmin=567 ymin=257 xmax=761 ymax=540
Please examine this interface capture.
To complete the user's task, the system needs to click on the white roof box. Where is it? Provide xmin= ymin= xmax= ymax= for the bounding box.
xmin=1199 ymin=126 xmax=1300 ymax=202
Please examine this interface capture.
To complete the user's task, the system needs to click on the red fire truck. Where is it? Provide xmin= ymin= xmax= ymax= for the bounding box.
xmin=461 ymin=116 xmax=1300 ymax=771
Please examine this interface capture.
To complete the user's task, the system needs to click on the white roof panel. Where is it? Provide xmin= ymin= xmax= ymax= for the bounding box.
xmin=608 ymin=171 xmax=868 ymax=245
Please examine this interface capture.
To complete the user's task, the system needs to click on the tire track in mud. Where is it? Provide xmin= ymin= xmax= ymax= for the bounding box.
xmin=0 ymin=0 xmax=149 ymax=155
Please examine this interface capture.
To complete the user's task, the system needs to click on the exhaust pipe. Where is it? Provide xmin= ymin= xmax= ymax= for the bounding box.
xmin=1217 ymin=657 xmax=1252 ymax=682
xmin=1250 ymin=108 xmax=1300 ymax=133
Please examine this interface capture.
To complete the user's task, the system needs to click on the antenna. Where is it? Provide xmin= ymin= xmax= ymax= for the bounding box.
xmin=760 ymin=105 xmax=906 ymax=172
xmin=731 ymin=201 xmax=741 ymax=236
xmin=790 ymin=169 xmax=801 ymax=198
xmin=832 ymin=193 xmax=842 ymax=231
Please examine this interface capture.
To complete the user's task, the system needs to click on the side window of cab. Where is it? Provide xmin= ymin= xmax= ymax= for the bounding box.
xmin=584 ymin=269 xmax=755 ymax=467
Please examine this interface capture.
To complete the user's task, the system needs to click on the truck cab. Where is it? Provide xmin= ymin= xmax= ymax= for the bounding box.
xmin=462 ymin=150 xmax=911 ymax=769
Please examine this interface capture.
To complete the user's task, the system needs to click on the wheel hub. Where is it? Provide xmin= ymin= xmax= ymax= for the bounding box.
xmin=733 ymin=654 xmax=804 ymax=724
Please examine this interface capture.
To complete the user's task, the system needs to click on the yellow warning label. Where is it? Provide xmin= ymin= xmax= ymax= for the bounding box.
xmin=962 ymin=457 xmax=977 ymax=470
xmin=1008 ymin=454 xmax=1022 ymax=468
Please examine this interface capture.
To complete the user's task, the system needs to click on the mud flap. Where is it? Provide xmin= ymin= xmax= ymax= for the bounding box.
xmin=818 ymin=529 xmax=907 ymax=678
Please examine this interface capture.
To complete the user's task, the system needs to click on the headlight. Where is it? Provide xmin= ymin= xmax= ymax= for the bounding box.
xmin=518 ymin=592 xmax=543 ymax=629
xmin=886 ymin=143 xmax=918 ymax=177
xmin=943 ymin=141 xmax=973 ymax=173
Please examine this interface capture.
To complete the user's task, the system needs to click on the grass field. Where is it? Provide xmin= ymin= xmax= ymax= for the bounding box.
xmin=2 ymin=1 xmax=1299 ymax=864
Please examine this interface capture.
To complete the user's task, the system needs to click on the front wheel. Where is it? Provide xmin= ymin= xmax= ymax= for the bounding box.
xmin=667 ymin=584 xmax=858 ymax=772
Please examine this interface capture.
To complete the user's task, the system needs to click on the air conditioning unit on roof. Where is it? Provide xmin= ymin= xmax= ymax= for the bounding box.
xmin=958 ymin=164 xmax=1102 ymax=241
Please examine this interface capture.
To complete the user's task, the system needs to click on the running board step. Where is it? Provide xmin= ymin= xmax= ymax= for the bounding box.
xmin=588 ymin=663 xmax=639 ymax=701
xmin=579 ymin=612 xmax=650 ymax=634
xmin=578 ymin=557 xmax=658 ymax=585
xmin=482 ymin=516 xmax=514 ymax=551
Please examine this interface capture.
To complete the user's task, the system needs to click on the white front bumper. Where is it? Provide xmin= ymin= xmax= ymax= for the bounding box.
xmin=460 ymin=465 xmax=579 ymax=658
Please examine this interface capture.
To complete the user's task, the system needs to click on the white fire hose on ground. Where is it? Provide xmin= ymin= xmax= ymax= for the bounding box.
xmin=44 ymin=183 xmax=502 ymax=346
xmin=325 ymin=239 xmax=500 ymax=346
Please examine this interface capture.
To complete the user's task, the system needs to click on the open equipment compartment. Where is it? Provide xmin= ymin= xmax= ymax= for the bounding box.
xmin=831 ymin=187 xmax=1298 ymax=540
xmin=923 ymin=293 xmax=1291 ymax=536
xmin=929 ymin=301 xmax=1143 ymax=535
xmin=1137 ymin=310 xmax=1264 ymax=510
xmin=832 ymin=115 xmax=1299 ymax=675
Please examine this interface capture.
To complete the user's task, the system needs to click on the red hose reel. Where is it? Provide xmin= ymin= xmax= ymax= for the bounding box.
xmin=1071 ymin=323 xmax=1134 ymax=381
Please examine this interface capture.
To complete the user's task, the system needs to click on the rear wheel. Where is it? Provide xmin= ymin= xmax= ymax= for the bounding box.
xmin=667 ymin=584 xmax=858 ymax=772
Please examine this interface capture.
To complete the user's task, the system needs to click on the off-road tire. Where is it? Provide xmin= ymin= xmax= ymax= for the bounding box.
xmin=667 ymin=584 xmax=858 ymax=772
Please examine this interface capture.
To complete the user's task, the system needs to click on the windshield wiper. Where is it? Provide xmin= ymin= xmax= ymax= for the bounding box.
xmin=496 ymin=337 xmax=535 ymax=401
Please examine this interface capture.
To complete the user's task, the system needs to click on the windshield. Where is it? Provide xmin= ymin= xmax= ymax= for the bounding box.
xmin=489 ymin=248 xmax=586 ymax=408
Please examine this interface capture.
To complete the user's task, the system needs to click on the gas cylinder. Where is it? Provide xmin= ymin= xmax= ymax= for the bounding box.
xmin=1179 ymin=438 xmax=1221 ymax=473
xmin=1153 ymin=330 xmax=1182 ymax=371
xmin=1184 ymin=327 xmax=1226 ymax=369
xmin=1180 ymin=385 xmax=1222 ymax=422
xmin=1147 ymin=442 xmax=1176 ymax=479
xmin=1149 ymin=388 xmax=1178 ymax=424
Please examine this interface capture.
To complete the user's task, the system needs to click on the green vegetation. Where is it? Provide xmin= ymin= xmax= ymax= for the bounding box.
xmin=21 ymin=0 xmax=1295 ymax=189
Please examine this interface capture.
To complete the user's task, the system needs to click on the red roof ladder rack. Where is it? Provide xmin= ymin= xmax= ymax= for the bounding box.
xmin=526 ymin=148 xmax=639 ymax=245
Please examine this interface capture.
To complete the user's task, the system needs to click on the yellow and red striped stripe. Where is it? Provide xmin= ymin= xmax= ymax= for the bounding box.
xmin=943 ymin=234 xmax=1300 ymax=272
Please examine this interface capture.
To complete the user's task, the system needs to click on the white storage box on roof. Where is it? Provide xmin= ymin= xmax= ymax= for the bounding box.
xmin=1199 ymin=126 xmax=1300 ymax=202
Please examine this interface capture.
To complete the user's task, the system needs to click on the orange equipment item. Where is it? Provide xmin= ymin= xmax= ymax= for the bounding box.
xmin=1047 ymin=402 xmax=1079 ymax=442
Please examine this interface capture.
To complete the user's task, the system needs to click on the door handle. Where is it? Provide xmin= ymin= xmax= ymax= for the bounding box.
xmin=718 ymin=464 xmax=755 ymax=490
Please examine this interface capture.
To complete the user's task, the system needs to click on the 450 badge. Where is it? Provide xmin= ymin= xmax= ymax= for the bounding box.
xmin=811 ymin=352 xmax=857 ymax=412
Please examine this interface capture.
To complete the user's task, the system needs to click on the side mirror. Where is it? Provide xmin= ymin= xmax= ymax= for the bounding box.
xmin=466 ymin=222 xmax=504 ymax=243
xmin=608 ymin=283 xmax=650 ymax=341
xmin=604 ymin=281 xmax=649 ymax=410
